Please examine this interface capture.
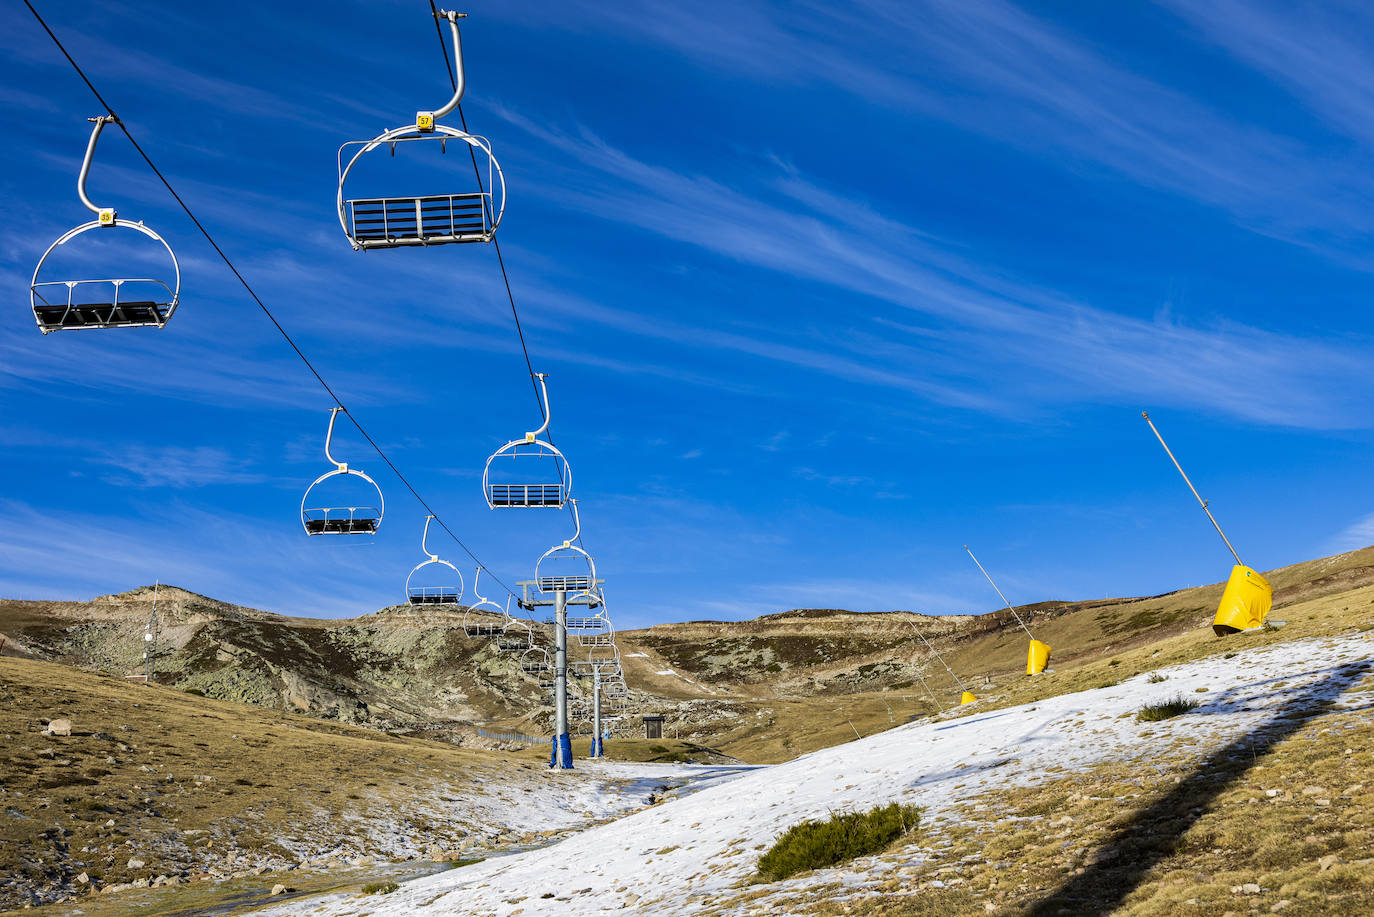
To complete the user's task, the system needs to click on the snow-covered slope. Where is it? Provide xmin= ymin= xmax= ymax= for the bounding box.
xmin=270 ymin=633 xmax=1374 ymax=916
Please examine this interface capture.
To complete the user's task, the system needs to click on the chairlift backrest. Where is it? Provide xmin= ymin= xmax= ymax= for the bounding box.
xmin=300 ymin=408 xmax=385 ymax=536
xmin=31 ymin=116 xmax=181 ymax=333
xmin=337 ymin=11 xmax=505 ymax=251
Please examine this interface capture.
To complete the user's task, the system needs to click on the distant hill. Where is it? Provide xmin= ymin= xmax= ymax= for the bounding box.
xmin=5 ymin=545 xmax=1374 ymax=763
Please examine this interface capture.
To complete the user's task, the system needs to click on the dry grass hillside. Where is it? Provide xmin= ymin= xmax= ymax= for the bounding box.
xmin=0 ymin=656 xmax=670 ymax=913
xmin=615 ymin=546 xmax=1374 ymax=762
xmin=6 ymin=546 xmax=1374 ymax=769
xmin=4 ymin=547 xmax=1374 ymax=913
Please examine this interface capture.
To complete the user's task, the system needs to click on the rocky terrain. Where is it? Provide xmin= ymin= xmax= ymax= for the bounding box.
xmin=5 ymin=546 xmax=1374 ymax=913
xmin=7 ymin=546 xmax=1374 ymax=765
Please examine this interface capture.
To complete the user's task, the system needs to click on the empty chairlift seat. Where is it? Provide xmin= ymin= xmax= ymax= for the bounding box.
xmin=32 ymin=286 xmax=175 ymax=332
xmin=300 ymin=408 xmax=385 ymax=537
xmin=32 ymin=117 xmax=181 ymax=334
xmin=303 ymin=508 xmax=382 ymax=535
xmin=483 ymin=374 xmax=571 ymax=510
xmin=336 ymin=11 xmax=504 ymax=252
xmin=405 ymin=516 xmax=464 ymax=605
xmin=462 ymin=567 xmax=508 ymax=636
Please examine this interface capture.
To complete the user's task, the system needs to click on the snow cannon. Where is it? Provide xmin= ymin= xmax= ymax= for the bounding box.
xmin=1213 ymin=565 xmax=1272 ymax=635
xmin=1027 ymin=639 xmax=1051 ymax=676
xmin=959 ymin=691 xmax=977 ymax=705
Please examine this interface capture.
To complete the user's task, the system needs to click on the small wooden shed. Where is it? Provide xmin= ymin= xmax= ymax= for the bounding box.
xmin=642 ymin=715 xmax=666 ymax=740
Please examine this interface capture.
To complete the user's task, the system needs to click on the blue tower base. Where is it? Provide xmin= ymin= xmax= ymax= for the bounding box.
xmin=552 ymin=736 xmax=574 ymax=769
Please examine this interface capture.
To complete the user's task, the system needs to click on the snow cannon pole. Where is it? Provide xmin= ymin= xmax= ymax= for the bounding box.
xmin=901 ymin=612 xmax=968 ymax=694
xmin=964 ymin=546 xmax=1037 ymax=642
xmin=965 ymin=546 xmax=1050 ymax=676
xmin=1141 ymin=411 xmax=1244 ymax=567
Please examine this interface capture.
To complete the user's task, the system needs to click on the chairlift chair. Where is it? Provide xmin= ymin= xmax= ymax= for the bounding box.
xmin=534 ymin=501 xmax=597 ymax=595
xmin=571 ymin=614 xmax=613 ymax=647
xmin=519 ymin=646 xmax=552 ymax=675
xmin=483 ymin=374 xmax=571 ymax=509
xmin=462 ymin=567 xmax=506 ymax=636
xmin=31 ymin=116 xmax=181 ymax=333
xmin=301 ymin=408 xmax=384 ymax=535
xmin=406 ymin=515 xmax=464 ymax=604
xmin=337 ymin=11 xmax=504 ymax=251
xmin=496 ymin=614 xmax=534 ymax=653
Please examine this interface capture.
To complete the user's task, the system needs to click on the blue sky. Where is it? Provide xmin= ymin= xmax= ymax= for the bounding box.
xmin=4 ymin=0 xmax=1374 ymax=627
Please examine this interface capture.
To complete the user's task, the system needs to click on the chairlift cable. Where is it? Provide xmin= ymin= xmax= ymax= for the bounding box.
xmin=425 ymin=0 xmax=584 ymax=554
xmin=23 ymin=0 xmax=523 ymax=602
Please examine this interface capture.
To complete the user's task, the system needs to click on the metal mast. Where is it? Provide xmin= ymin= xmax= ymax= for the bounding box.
xmin=964 ymin=546 xmax=1037 ymax=640
xmin=143 ymin=581 xmax=160 ymax=684
xmin=1141 ymin=412 xmax=1244 ymax=565
xmin=901 ymin=613 xmax=968 ymax=693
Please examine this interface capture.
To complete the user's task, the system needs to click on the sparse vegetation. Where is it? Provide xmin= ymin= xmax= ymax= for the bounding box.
xmin=1137 ymin=696 xmax=1200 ymax=722
xmin=362 ymin=881 xmax=399 ymax=895
xmin=445 ymin=857 xmax=485 ymax=870
xmin=755 ymin=803 xmax=919 ymax=881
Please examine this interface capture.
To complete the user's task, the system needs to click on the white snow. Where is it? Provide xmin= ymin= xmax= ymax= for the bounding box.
xmin=267 ymin=632 xmax=1374 ymax=916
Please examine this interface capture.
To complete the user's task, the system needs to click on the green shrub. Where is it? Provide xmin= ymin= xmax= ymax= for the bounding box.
xmin=362 ymin=881 xmax=399 ymax=895
xmin=1146 ymin=673 xmax=1167 ymax=684
xmin=1136 ymin=695 xmax=1200 ymax=722
xmin=445 ymin=857 xmax=484 ymax=870
xmin=755 ymin=803 xmax=919 ymax=881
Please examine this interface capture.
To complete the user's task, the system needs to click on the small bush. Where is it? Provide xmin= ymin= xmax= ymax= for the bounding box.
xmin=1146 ymin=673 xmax=1167 ymax=684
xmin=1136 ymin=696 xmax=1200 ymax=722
xmin=445 ymin=857 xmax=484 ymax=870
xmin=362 ymin=881 xmax=398 ymax=895
xmin=755 ymin=802 xmax=919 ymax=881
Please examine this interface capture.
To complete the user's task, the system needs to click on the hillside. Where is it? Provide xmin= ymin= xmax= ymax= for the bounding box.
xmin=0 ymin=586 xmax=569 ymax=740
xmin=7 ymin=547 xmax=1374 ymax=767
xmin=0 ymin=655 xmax=705 ymax=912
xmin=260 ymin=625 xmax=1374 ymax=916
xmin=4 ymin=546 xmax=1374 ymax=913
xmin=613 ymin=546 xmax=1374 ymax=761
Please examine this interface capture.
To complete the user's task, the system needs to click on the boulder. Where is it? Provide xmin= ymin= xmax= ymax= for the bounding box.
xmin=45 ymin=719 xmax=72 ymax=737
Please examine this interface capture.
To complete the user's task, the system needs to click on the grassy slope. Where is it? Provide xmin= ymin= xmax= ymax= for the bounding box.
xmin=4 ymin=549 xmax=1374 ymax=912
xmin=616 ymin=547 xmax=1374 ymax=764
xmin=693 ymin=569 xmax=1374 ymax=916
xmin=0 ymin=657 xmax=569 ymax=911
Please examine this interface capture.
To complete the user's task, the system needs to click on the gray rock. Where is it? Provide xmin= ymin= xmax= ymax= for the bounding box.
xmin=270 ymin=884 xmax=290 ymax=895
xmin=45 ymin=719 xmax=72 ymax=737
xmin=126 ymin=858 xmax=145 ymax=869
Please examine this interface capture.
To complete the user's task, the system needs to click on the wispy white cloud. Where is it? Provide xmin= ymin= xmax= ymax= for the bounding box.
xmin=94 ymin=445 xmax=265 ymax=488
xmin=1158 ymin=1 xmax=1374 ymax=149
xmin=494 ymin=111 xmax=1374 ymax=429
xmin=1326 ymin=510 xmax=1374 ymax=556
xmin=532 ymin=0 xmax=1374 ymax=258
